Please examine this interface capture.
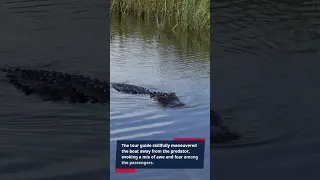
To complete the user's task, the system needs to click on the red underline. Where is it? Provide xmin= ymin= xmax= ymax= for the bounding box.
xmin=115 ymin=168 xmax=136 ymax=172
xmin=173 ymin=138 xmax=205 ymax=141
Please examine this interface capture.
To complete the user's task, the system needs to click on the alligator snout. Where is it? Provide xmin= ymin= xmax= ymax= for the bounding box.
xmin=150 ymin=92 xmax=185 ymax=107
xmin=165 ymin=97 xmax=185 ymax=107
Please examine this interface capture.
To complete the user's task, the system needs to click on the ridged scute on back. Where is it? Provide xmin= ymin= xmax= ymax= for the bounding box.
xmin=111 ymin=83 xmax=151 ymax=94
xmin=1 ymin=67 xmax=109 ymax=103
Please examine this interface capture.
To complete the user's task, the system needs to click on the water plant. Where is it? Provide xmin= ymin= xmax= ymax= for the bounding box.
xmin=110 ymin=0 xmax=210 ymax=32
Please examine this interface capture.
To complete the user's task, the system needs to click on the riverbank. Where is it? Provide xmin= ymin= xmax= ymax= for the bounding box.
xmin=110 ymin=0 xmax=209 ymax=32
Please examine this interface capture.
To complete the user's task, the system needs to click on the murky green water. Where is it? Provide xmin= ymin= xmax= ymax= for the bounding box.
xmin=110 ymin=17 xmax=210 ymax=180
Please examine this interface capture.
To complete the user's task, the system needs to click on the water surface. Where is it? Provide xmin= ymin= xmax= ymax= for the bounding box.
xmin=110 ymin=17 xmax=210 ymax=180
xmin=212 ymin=1 xmax=320 ymax=179
xmin=0 ymin=0 xmax=109 ymax=179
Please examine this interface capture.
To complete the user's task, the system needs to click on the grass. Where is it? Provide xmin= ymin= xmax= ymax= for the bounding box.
xmin=110 ymin=0 xmax=210 ymax=32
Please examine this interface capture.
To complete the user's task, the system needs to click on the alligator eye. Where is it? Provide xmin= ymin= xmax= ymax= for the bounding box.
xmin=172 ymin=93 xmax=176 ymax=96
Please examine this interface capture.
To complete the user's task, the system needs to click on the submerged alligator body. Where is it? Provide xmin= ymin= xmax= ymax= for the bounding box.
xmin=211 ymin=110 xmax=240 ymax=143
xmin=0 ymin=67 xmax=109 ymax=103
xmin=111 ymin=83 xmax=185 ymax=107
xmin=0 ymin=67 xmax=239 ymax=143
xmin=0 ymin=68 xmax=184 ymax=107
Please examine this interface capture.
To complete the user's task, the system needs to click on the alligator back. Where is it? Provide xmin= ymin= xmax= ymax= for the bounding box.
xmin=111 ymin=83 xmax=151 ymax=95
xmin=0 ymin=68 xmax=181 ymax=106
xmin=0 ymin=67 xmax=109 ymax=103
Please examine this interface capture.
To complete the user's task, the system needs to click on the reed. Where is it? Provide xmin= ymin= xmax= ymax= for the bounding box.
xmin=110 ymin=0 xmax=210 ymax=32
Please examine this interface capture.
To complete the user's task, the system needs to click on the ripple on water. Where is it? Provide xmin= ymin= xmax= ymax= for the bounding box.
xmin=110 ymin=16 xmax=210 ymax=179
xmin=212 ymin=1 xmax=320 ymax=179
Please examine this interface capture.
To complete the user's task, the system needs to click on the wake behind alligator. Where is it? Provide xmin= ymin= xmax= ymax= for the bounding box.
xmin=0 ymin=67 xmax=240 ymax=143
xmin=111 ymin=83 xmax=240 ymax=142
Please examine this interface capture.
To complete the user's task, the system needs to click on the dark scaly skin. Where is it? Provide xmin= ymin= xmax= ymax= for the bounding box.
xmin=111 ymin=83 xmax=185 ymax=107
xmin=0 ymin=68 xmax=184 ymax=107
xmin=110 ymin=83 xmax=151 ymax=95
xmin=0 ymin=67 xmax=109 ymax=103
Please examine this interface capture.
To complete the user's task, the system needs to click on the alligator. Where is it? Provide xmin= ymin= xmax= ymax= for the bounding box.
xmin=0 ymin=67 xmax=109 ymax=103
xmin=0 ymin=67 xmax=184 ymax=107
xmin=0 ymin=67 xmax=239 ymax=143
xmin=211 ymin=110 xmax=240 ymax=143
xmin=111 ymin=83 xmax=185 ymax=107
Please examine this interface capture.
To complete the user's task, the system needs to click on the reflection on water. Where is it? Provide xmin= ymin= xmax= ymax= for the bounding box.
xmin=111 ymin=16 xmax=210 ymax=60
xmin=212 ymin=1 xmax=320 ymax=179
xmin=110 ymin=17 xmax=210 ymax=180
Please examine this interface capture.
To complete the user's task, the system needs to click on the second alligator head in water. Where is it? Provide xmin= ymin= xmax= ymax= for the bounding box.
xmin=211 ymin=110 xmax=241 ymax=143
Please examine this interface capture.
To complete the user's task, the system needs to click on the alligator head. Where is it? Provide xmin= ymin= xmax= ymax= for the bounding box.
xmin=211 ymin=110 xmax=241 ymax=143
xmin=150 ymin=92 xmax=185 ymax=107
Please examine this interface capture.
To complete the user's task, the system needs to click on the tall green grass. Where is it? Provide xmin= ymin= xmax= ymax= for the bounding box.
xmin=110 ymin=0 xmax=210 ymax=32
